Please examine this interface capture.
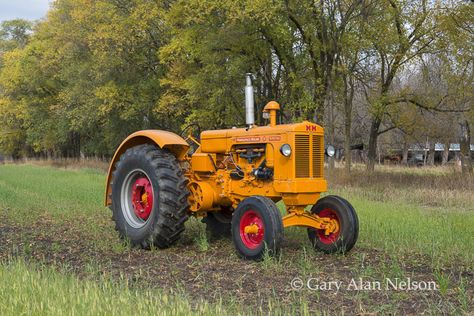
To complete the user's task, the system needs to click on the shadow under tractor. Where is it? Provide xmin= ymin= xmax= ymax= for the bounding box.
xmin=105 ymin=74 xmax=359 ymax=260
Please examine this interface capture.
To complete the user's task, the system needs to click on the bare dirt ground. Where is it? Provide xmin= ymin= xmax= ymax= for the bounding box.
xmin=1 ymin=211 xmax=472 ymax=315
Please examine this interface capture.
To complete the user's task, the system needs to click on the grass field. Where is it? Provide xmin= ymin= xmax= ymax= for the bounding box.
xmin=0 ymin=163 xmax=473 ymax=315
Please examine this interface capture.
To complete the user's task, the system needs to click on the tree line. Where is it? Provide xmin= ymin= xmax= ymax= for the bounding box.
xmin=0 ymin=0 xmax=472 ymax=174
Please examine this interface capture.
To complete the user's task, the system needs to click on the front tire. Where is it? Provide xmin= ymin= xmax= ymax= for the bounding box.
xmin=307 ymin=195 xmax=359 ymax=254
xmin=111 ymin=144 xmax=190 ymax=249
xmin=231 ymin=196 xmax=283 ymax=261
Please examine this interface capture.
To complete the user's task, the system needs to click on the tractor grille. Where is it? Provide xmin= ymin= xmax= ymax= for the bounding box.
xmin=312 ymin=135 xmax=324 ymax=178
xmin=294 ymin=134 xmax=324 ymax=178
xmin=295 ymin=135 xmax=310 ymax=178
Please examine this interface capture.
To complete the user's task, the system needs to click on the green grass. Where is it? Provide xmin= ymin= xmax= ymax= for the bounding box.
xmin=335 ymin=191 xmax=474 ymax=269
xmin=1 ymin=163 xmax=472 ymax=267
xmin=0 ymin=260 xmax=318 ymax=316
xmin=0 ymin=165 xmax=474 ymax=268
xmin=0 ymin=260 xmax=226 ymax=316
xmin=0 ymin=164 xmax=123 ymax=255
xmin=280 ymin=196 xmax=473 ymax=269
xmin=0 ymin=163 xmax=473 ymax=314
xmin=0 ymin=164 xmax=103 ymax=219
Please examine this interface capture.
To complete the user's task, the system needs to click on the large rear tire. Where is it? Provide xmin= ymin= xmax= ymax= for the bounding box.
xmin=111 ymin=144 xmax=190 ymax=249
xmin=231 ymin=196 xmax=283 ymax=261
xmin=307 ymin=195 xmax=358 ymax=253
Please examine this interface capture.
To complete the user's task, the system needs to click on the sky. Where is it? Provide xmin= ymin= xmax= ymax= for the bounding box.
xmin=0 ymin=0 xmax=51 ymax=23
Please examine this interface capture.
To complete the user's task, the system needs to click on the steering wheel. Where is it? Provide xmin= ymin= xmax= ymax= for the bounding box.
xmin=180 ymin=123 xmax=202 ymax=153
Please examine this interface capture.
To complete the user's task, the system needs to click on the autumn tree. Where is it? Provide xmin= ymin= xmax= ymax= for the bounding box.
xmin=0 ymin=19 xmax=33 ymax=53
xmin=0 ymin=0 xmax=176 ymax=157
xmin=0 ymin=0 xmax=471 ymax=168
xmin=361 ymin=0 xmax=439 ymax=171
xmin=437 ymin=1 xmax=473 ymax=174
xmin=0 ymin=19 xmax=34 ymax=157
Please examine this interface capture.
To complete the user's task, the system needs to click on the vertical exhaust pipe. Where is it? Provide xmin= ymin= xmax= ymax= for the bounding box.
xmin=245 ymin=73 xmax=255 ymax=128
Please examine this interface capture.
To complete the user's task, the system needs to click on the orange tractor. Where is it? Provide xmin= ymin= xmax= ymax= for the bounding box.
xmin=105 ymin=74 xmax=358 ymax=260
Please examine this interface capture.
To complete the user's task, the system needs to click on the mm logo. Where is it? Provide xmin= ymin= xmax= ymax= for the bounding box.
xmin=306 ymin=125 xmax=317 ymax=132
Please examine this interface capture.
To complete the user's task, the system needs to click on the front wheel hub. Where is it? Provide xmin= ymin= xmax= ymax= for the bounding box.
xmin=239 ymin=210 xmax=264 ymax=249
xmin=317 ymin=209 xmax=340 ymax=244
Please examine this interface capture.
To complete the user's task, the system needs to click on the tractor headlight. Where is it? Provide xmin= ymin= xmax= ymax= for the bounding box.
xmin=280 ymin=144 xmax=292 ymax=157
xmin=326 ymin=145 xmax=335 ymax=157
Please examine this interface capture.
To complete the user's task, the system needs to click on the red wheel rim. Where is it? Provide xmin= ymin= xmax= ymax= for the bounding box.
xmin=317 ymin=208 xmax=340 ymax=244
xmin=131 ymin=176 xmax=153 ymax=221
xmin=239 ymin=210 xmax=264 ymax=249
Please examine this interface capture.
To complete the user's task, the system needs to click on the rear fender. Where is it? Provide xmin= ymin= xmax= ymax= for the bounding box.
xmin=104 ymin=130 xmax=189 ymax=206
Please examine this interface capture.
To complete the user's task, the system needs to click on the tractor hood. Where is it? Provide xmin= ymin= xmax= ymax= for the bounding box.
xmin=200 ymin=121 xmax=324 ymax=153
xmin=201 ymin=121 xmax=323 ymax=139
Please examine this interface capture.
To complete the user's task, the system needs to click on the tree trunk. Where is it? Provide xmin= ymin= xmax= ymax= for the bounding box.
xmin=343 ymin=74 xmax=354 ymax=177
xmin=328 ymin=89 xmax=335 ymax=171
xmin=312 ymin=95 xmax=325 ymax=123
xmin=367 ymin=118 xmax=381 ymax=172
xmin=460 ymin=120 xmax=473 ymax=174
xmin=402 ymin=141 xmax=409 ymax=165
xmin=442 ymin=142 xmax=450 ymax=165
xmin=322 ymin=68 xmax=335 ymax=171
xmin=427 ymin=141 xmax=435 ymax=166
xmin=344 ymin=117 xmax=351 ymax=177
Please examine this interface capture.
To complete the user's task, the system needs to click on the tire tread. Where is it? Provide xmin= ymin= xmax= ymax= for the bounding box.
xmin=111 ymin=144 xmax=190 ymax=249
